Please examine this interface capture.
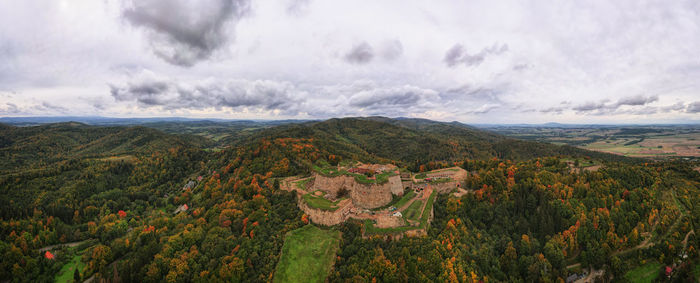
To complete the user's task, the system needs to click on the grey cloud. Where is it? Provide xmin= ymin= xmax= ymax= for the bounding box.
xmin=444 ymin=43 xmax=508 ymax=67
xmin=110 ymin=74 xmax=301 ymax=112
xmin=443 ymin=85 xmax=504 ymax=103
xmin=348 ymin=85 xmax=438 ymax=109
xmin=466 ymin=104 xmax=500 ymax=114
xmin=0 ymin=103 xmax=20 ymax=115
xmin=380 ymin=40 xmax=403 ymax=61
xmin=287 ymin=0 xmax=310 ymax=15
xmin=539 ymin=106 xmax=565 ymax=114
xmin=513 ymin=64 xmax=529 ymax=71
xmin=344 ymin=42 xmax=374 ymax=64
xmin=572 ymin=100 xmax=609 ymax=112
xmin=122 ymin=0 xmax=251 ymax=67
xmin=687 ymin=101 xmax=700 ymax=113
xmin=660 ymin=102 xmax=685 ymax=113
xmin=110 ymin=73 xmax=451 ymax=118
xmin=36 ymin=102 xmax=68 ymax=113
xmin=572 ymin=95 xmax=659 ymax=114
xmin=615 ymin=95 xmax=658 ymax=107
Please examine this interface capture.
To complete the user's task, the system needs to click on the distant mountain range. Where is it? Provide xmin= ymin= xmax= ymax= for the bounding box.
xmin=2 ymin=116 xmax=697 ymax=128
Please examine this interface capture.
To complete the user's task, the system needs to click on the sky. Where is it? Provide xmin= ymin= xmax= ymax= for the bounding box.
xmin=0 ymin=0 xmax=699 ymax=124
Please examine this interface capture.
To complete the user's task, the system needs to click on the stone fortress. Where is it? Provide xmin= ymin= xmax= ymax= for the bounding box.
xmin=311 ymin=163 xmax=403 ymax=209
xmin=281 ymin=162 xmax=469 ymax=236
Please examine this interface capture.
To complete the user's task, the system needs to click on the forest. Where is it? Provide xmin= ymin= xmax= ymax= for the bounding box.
xmin=1 ymin=117 xmax=699 ymax=282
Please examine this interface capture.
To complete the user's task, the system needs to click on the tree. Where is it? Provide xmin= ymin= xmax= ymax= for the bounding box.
xmin=73 ymin=268 xmax=80 ymax=282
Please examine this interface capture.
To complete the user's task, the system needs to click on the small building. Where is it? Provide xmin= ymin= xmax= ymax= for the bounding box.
xmin=392 ymin=212 xmax=402 ymax=217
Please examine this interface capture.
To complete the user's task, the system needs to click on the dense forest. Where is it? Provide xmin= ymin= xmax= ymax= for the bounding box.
xmin=0 ymin=118 xmax=698 ymax=282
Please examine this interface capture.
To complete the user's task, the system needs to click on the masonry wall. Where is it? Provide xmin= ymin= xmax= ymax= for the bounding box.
xmin=311 ymin=173 xmax=402 ymax=209
xmin=430 ymin=181 xmax=462 ymax=194
xmin=297 ymin=196 xmax=350 ymax=226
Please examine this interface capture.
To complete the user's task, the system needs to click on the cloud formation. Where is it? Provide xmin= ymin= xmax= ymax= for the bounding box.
xmin=380 ymin=40 xmax=403 ymax=61
xmin=110 ymin=72 xmax=300 ymax=112
xmin=444 ymin=43 xmax=508 ymax=67
xmin=571 ymin=95 xmax=659 ymax=114
xmin=122 ymin=0 xmax=251 ymax=66
xmin=344 ymin=42 xmax=374 ymax=64
xmin=688 ymin=102 xmax=700 ymax=113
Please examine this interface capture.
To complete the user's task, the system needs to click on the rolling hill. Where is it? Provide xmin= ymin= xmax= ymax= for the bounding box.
xmin=237 ymin=117 xmax=635 ymax=170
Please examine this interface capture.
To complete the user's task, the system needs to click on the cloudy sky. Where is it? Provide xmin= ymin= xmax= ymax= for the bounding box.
xmin=0 ymin=0 xmax=699 ymax=123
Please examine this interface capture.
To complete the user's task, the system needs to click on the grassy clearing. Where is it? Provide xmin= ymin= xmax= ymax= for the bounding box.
xmin=303 ymin=191 xmax=344 ymax=211
xmin=313 ymin=161 xmax=397 ymax=184
xmin=393 ymin=191 xmax=416 ymax=209
xmin=295 ymin=178 xmax=313 ymax=190
xmin=364 ymin=191 xmax=436 ymax=235
xmin=274 ymin=225 xmax=340 ymax=283
xmin=403 ymin=200 xmax=423 ymax=221
xmin=55 ymin=253 xmax=86 ymax=283
xmin=349 ymin=170 xmax=396 ymax=184
xmin=624 ymin=261 xmax=662 ymax=283
xmin=372 ymin=191 xmax=416 ymax=211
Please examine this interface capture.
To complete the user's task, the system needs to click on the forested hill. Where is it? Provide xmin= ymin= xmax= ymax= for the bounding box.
xmin=0 ymin=122 xmax=209 ymax=172
xmin=2 ymin=118 xmax=698 ymax=282
xmin=239 ymin=117 xmax=635 ymax=169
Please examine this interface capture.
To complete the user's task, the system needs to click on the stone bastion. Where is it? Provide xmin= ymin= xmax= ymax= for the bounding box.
xmin=311 ymin=172 xmax=402 ymax=209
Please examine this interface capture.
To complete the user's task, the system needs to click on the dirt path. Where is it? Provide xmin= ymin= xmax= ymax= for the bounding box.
xmin=682 ymin=230 xmax=695 ymax=250
xmin=280 ymin=175 xmax=310 ymax=192
xmin=38 ymin=239 xmax=93 ymax=252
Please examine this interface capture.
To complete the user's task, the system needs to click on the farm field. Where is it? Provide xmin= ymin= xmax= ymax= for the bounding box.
xmin=274 ymin=225 xmax=341 ymax=283
xmin=482 ymin=125 xmax=700 ymax=159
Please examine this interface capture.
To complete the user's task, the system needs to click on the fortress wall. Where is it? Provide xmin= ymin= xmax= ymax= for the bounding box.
xmin=312 ymin=173 xmax=401 ymax=209
xmin=297 ymin=196 xmax=350 ymax=226
xmin=430 ymin=181 xmax=462 ymax=194
xmin=387 ymin=175 xmax=404 ymax=196
xmin=311 ymin=173 xmax=353 ymax=197
xmin=351 ymin=182 xmax=392 ymax=209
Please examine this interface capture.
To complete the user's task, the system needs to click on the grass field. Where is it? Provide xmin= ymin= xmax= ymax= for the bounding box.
xmin=302 ymin=191 xmax=344 ymax=211
xmin=295 ymin=178 xmax=313 ymax=190
xmin=393 ymin=191 xmax=417 ymax=209
xmin=55 ymin=253 xmax=86 ymax=283
xmin=274 ymin=225 xmax=340 ymax=283
xmin=624 ymin=261 xmax=662 ymax=283
xmin=403 ymin=200 xmax=423 ymax=221
xmin=372 ymin=191 xmax=416 ymax=211
xmin=364 ymin=191 xmax=436 ymax=235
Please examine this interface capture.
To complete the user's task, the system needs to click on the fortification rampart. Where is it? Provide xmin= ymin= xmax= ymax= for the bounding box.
xmin=311 ymin=173 xmax=402 ymax=209
xmin=297 ymin=197 xmax=351 ymax=226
